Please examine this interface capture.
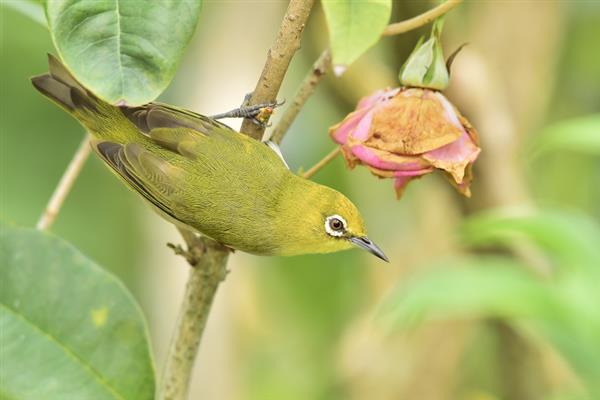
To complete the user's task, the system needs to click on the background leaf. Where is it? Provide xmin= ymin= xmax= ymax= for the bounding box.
xmin=45 ymin=0 xmax=202 ymax=105
xmin=379 ymin=258 xmax=557 ymax=328
xmin=381 ymin=208 xmax=600 ymax=397
xmin=531 ymin=114 xmax=600 ymax=156
xmin=462 ymin=208 xmax=600 ymax=273
xmin=0 ymin=224 xmax=155 ymax=400
xmin=0 ymin=0 xmax=46 ymax=26
xmin=322 ymin=0 xmax=391 ymax=74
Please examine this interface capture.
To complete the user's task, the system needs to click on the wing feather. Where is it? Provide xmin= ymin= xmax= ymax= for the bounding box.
xmin=94 ymin=141 xmax=185 ymax=220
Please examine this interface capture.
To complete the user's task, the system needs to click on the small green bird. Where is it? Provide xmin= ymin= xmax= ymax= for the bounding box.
xmin=32 ymin=55 xmax=387 ymax=261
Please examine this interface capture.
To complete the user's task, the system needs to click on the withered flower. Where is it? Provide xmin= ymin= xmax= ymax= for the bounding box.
xmin=330 ymin=87 xmax=480 ymax=198
xmin=329 ymin=20 xmax=480 ymax=198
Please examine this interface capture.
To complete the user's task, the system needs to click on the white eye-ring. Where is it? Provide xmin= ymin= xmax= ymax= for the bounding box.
xmin=325 ymin=214 xmax=347 ymax=237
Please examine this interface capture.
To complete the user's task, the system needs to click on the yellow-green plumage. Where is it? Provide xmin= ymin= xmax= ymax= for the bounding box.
xmin=32 ymin=55 xmax=387 ymax=260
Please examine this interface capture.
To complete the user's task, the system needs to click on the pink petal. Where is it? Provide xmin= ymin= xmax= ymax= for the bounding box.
xmin=393 ymin=167 xmax=433 ymax=198
xmin=423 ymin=132 xmax=481 ymax=183
xmin=350 ymin=109 xmax=375 ymax=142
xmin=394 ymin=175 xmax=416 ymax=199
xmin=350 ymin=145 xmax=429 ymax=171
xmin=331 ymin=107 xmax=371 ymax=144
xmin=393 ymin=168 xmax=433 ymax=177
xmin=433 ymin=91 xmax=463 ymax=131
xmin=357 ymin=87 xmax=400 ymax=110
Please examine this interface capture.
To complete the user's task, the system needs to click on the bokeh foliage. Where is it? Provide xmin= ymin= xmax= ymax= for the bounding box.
xmin=2 ymin=1 xmax=600 ymax=399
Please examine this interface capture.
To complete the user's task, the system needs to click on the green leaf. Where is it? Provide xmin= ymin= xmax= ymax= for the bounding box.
xmin=379 ymin=257 xmax=558 ymax=329
xmin=1 ymin=0 xmax=46 ymax=26
xmin=531 ymin=114 xmax=600 ymax=157
xmin=0 ymin=224 xmax=155 ymax=400
xmin=322 ymin=0 xmax=391 ymax=74
xmin=46 ymin=0 xmax=202 ymax=106
xmin=379 ymin=257 xmax=600 ymax=395
xmin=462 ymin=208 xmax=600 ymax=273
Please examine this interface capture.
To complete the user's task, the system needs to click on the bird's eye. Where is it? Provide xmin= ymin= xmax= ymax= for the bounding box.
xmin=330 ymin=218 xmax=343 ymax=231
xmin=325 ymin=215 xmax=347 ymax=237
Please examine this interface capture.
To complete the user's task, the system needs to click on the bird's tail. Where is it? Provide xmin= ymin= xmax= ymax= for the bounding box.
xmin=31 ymin=54 xmax=128 ymax=141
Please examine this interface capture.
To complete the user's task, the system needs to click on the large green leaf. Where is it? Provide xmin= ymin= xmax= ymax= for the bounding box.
xmin=322 ymin=0 xmax=391 ymax=74
xmin=46 ymin=0 xmax=202 ymax=106
xmin=531 ymin=114 xmax=600 ymax=157
xmin=0 ymin=224 xmax=154 ymax=400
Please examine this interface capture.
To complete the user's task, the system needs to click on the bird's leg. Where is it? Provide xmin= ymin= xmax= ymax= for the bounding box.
xmin=210 ymin=93 xmax=285 ymax=128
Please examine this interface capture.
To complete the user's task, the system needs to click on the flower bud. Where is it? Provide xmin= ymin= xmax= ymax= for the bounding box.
xmin=329 ymin=87 xmax=480 ymax=198
xmin=399 ymin=19 xmax=449 ymax=90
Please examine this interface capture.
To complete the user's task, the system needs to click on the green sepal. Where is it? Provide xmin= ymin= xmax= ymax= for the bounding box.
xmin=399 ymin=17 xmax=449 ymax=90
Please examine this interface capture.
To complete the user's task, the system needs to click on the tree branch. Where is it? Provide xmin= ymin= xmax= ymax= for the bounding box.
xmin=270 ymin=49 xmax=331 ymax=144
xmin=158 ymin=232 xmax=229 ymax=400
xmin=239 ymin=0 xmax=316 ymax=140
xmin=159 ymin=1 xmax=315 ymax=399
xmin=36 ymin=134 xmax=91 ymax=231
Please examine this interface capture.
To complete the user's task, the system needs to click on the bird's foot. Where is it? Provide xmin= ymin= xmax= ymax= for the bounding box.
xmin=210 ymin=93 xmax=285 ymax=128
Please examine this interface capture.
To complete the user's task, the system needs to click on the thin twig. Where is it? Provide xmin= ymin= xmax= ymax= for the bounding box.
xmin=382 ymin=0 xmax=463 ymax=36
xmin=270 ymin=49 xmax=331 ymax=144
xmin=269 ymin=0 xmax=463 ymax=144
xmin=302 ymin=147 xmax=341 ymax=180
xmin=239 ymin=0 xmax=316 ymax=140
xmin=36 ymin=134 xmax=91 ymax=231
xmin=159 ymin=1 xmax=316 ymax=399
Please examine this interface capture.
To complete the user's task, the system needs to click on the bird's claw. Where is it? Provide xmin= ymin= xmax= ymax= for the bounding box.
xmin=211 ymin=94 xmax=285 ymax=128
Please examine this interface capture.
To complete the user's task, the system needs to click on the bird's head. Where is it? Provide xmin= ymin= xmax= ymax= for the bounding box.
xmin=277 ymin=179 xmax=388 ymax=262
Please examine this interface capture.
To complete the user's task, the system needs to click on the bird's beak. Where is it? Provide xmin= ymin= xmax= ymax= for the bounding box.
xmin=349 ymin=236 xmax=389 ymax=262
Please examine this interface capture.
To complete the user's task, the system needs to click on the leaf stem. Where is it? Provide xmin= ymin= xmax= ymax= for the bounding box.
xmin=36 ymin=134 xmax=91 ymax=231
xmin=302 ymin=147 xmax=341 ymax=180
xmin=159 ymin=1 xmax=316 ymax=399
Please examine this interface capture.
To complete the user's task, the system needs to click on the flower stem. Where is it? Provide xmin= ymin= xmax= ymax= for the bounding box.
xmin=36 ymin=134 xmax=91 ymax=231
xmin=302 ymin=147 xmax=341 ymax=179
xmin=382 ymin=0 xmax=463 ymax=37
xmin=159 ymin=1 xmax=316 ymax=399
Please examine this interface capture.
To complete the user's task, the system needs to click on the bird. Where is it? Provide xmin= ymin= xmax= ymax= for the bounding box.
xmin=31 ymin=54 xmax=388 ymax=262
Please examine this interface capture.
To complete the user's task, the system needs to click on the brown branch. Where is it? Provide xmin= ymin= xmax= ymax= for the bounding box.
xmin=36 ymin=134 xmax=91 ymax=231
xmin=239 ymin=0 xmax=316 ymax=140
xmin=158 ymin=232 xmax=229 ymax=400
xmin=269 ymin=0 xmax=463 ymax=144
xmin=159 ymin=1 xmax=316 ymax=399
xmin=302 ymin=147 xmax=341 ymax=180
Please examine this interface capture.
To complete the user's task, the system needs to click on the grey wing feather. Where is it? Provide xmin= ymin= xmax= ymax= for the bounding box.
xmin=94 ymin=141 xmax=185 ymax=220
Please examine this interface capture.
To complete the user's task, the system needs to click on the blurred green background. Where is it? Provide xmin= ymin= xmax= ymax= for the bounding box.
xmin=1 ymin=1 xmax=599 ymax=399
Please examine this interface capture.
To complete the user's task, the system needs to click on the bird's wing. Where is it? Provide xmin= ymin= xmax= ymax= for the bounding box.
xmin=94 ymin=140 xmax=186 ymax=220
xmin=121 ymin=103 xmax=288 ymax=168
xmin=121 ymin=103 xmax=242 ymax=157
